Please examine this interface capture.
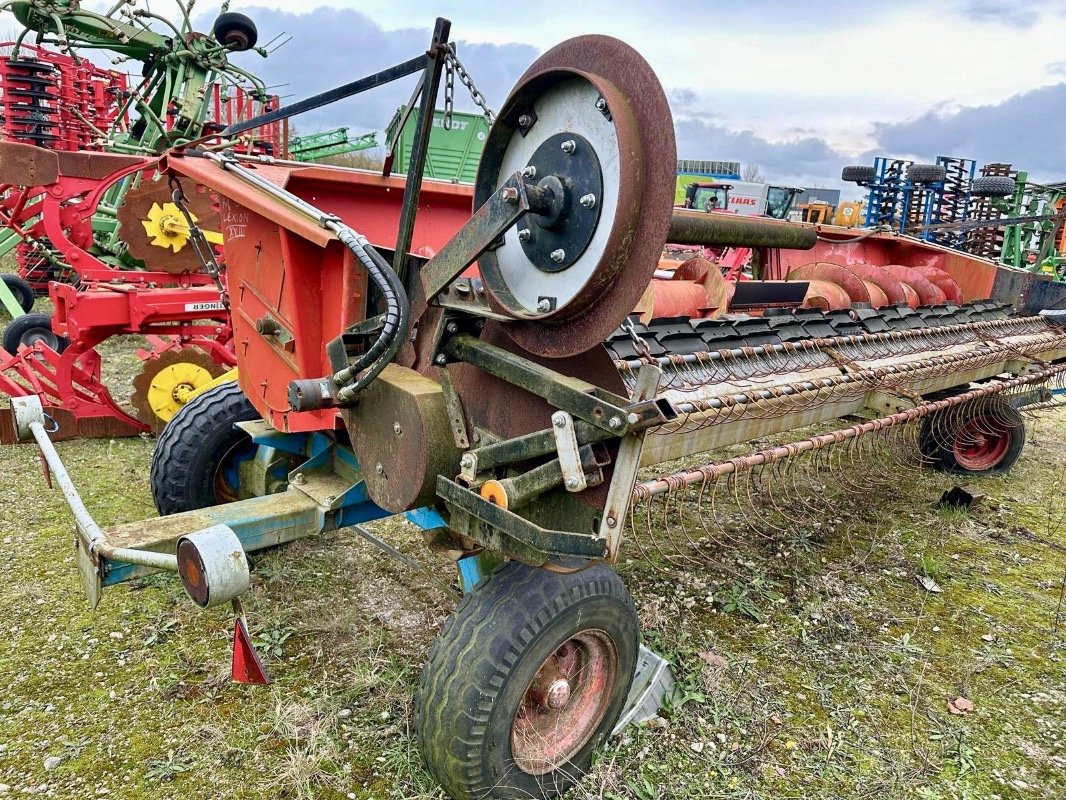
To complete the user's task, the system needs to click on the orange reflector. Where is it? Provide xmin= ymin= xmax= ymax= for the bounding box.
xmin=232 ymin=617 xmax=270 ymax=685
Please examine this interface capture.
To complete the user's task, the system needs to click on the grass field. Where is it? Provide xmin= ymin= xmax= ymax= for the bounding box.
xmin=2 ymin=280 xmax=1065 ymax=799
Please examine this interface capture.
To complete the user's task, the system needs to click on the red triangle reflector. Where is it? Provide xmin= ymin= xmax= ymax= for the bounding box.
xmin=232 ymin=617 xmax=271 ymax=685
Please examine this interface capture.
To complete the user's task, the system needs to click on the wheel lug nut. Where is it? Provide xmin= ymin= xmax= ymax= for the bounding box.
xmin=550 ymin=249 xmax=566 ymax=263
xmin=560 ymin=139 xmax=576 ymax=155
xmin=522 ymin=165 xmax=537 ymax=179
xmin=518 ymin=228 xmax=531 ymax=243
xmin=579 ymin=193 xmax=596 ymax=209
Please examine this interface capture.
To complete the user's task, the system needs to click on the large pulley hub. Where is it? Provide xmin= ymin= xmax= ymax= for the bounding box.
xmin=473 ymin=36 xmax=676 ymax=357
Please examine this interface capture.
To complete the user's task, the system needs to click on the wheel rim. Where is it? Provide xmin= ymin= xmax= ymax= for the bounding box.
xmin=22 ymin=326 xmax=58 ymax=350
xmin=510 ymin=629 xmax=618 ymax=776
xmin=212 ymin=437 xmax=257 ymax=503
xmin=953 ymin=415 xmax=1012 ymax=470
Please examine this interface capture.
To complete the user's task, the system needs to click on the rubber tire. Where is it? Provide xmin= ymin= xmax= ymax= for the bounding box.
xmin=415 ymin=560 xmax=639 ymax=800
xmin=1 ymin=274 xmax=34 ymax=313
xmin=907 ymin=164 xmax=946 ymax=184
xmin=2 ymin=312 xmax=67 ymax=355
xmin=150 ymin=382 xmax=259 ymax=515
xmin=841 ymin=165 xmax=875 ymax=184
xmin=970 ymin=176 xmax=1016 ymax=198
xmin=213 ymin=12 xmax=258 ymax=51
xmin=920 ymin=396 xmax=1025 ymax=476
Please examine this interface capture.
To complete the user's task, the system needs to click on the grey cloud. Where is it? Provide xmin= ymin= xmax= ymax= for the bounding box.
xmin=217 ymin=6 xmax=537 ymax=136
xmin=959 ymin=0 xmax=1042 ymax=28
xmin=672 ymin=115 xmax=854 ymax=190
xmin=871 ymin=82 xmax=1066 ymax=181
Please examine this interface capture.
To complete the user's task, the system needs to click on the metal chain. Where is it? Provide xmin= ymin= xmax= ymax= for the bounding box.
xmin=443 ymin=49 xmax=456 ymax=130
xmin=444 ymin=44 xmax=496 ymax=127
xmin=168 ymin=175 xmax=229 ymax=309
xmin=622 ymin=317 xmax=653 ymax=359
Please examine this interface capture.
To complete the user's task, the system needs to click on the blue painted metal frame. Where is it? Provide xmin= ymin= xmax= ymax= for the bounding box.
xmin=102 ymin=428 xmax=464 ymax=587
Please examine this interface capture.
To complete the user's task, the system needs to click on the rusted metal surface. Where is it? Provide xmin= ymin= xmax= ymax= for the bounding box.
xmin=842 ymin=263 xmax=909 ymax=305
xmin=768 ymin=222 xmax=1005 ymax=304
xmin=880 ymin=264 xmax=946 ymax=305
xmin=474 ymin=35 xmax=676 ymax=357
xmin=0 ymin=406 xmax=142 ymax=445
xmin=801 ymin=278 xmax=853 ymax=310
xmin=0 ymin=140 xmax=58 ymax=185
xmin=345 ymin=364 xmax=461 ymax=512
xmin=670 ymin=209 xmax=817 ymax=250
xmin=116 ymin=175 xmax=221 ymax=272
xmin=449 ymin=322 xmax=626 ymax=522
xmin=633 ymin=361 xmax=1066 ymax=499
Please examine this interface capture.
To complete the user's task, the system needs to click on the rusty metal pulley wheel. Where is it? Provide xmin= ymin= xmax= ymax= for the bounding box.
xmin=116 ymin=174 xmax=221 ymax=273
xmin=474 ymin=35 xmax=676 ymax=358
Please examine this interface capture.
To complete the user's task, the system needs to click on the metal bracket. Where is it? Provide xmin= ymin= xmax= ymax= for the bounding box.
xmin=443 ymin=333 xmax=659 ymax=435
xmin=599 ymin=364 xmax=662 ymax=561
xmin=439 ymin=369 xmax=470 ymax=449
xmin=551 ymin=411 xmax=587 ymax=492
xmin=437 ymin=477 xmax=605 ymax=565
xmin=420 ymin=171 xmax=533 ymax=303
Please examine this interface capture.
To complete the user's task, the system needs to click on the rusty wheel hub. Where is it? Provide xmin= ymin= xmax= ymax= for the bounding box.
xmin=511 ymin=629 xmax=618 ymax=775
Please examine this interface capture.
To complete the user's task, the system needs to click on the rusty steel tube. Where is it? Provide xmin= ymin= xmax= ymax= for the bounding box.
xmin=669 ymin=209 xmax=818 ymax=250
xmin=632 ymin=362 xmax=1066 ymax=500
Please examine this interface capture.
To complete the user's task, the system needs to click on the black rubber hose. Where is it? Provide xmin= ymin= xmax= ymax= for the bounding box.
xmin=330 ymin=230 xmax=409 ymax=400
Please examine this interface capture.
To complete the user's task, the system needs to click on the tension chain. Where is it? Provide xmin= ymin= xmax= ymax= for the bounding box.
xmin=168 ymin=174 xmax=229 ymax=309
xmin=443 ymin=43 xmax=496 ymax=129
xmin=622 ymin=317 xmax=653 ymax=360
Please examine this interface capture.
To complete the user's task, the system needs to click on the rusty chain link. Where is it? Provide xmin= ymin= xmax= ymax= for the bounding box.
xmin=443 ymin=43 xmax=495 ymax=130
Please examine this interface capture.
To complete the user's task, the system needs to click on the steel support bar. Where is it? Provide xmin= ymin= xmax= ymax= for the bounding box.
xmin=444 ymin=333 xmax=637 ymax=434
xmin=220 ymin=55 xmax=429 ymax=138
xmin=393 ymin=17 xmax=451 ymax=284
xmin=600 ymin=365 xmax=660 ymax=560
xmin=420 ymin=172 xmax=529 ymax=302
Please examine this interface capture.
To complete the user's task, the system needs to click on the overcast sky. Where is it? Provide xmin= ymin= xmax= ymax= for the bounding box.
xmin=74 ymin=1 xmax=1066 ymax=193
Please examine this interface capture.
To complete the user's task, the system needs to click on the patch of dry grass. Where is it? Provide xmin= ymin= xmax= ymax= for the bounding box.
xmin=0 ymin=369 xmax=1064 ymax=797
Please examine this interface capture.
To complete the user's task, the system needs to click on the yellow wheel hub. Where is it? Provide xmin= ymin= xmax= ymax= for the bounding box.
xmin=147 ymin=362 xmax=215 ymax=423
xmin=140 ymin=202 xmax=224 ymax=253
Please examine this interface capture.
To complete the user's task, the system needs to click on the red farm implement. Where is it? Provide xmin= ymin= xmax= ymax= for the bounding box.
xmin=0 ymin=3 xmax=286 ymax=438
xmin=10 ymin=16 xmax=1066 ymax=800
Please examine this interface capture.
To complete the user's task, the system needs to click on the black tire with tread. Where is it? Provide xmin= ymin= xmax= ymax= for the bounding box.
xmin=1 ymin=274 xmax=34 ymax=314
xmin=213 ymin=12 xmax=258 ymax=51
xmin=415 ymin=560 xmax=639 ymax=800
xmin=150 ymin=382 xmax=259 ymax=515
xmin=907 ymin=164 xmax=946 ymax=183
xmin=919 ymin=396 xmax=1025 ymax=476
xmin=2 ymin=312 xmax=67 ymax=354
xmin=970 ymin=175 xmax=1016 ymax=198
xmin=841 ymin=165 xmax=875 ymax=184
